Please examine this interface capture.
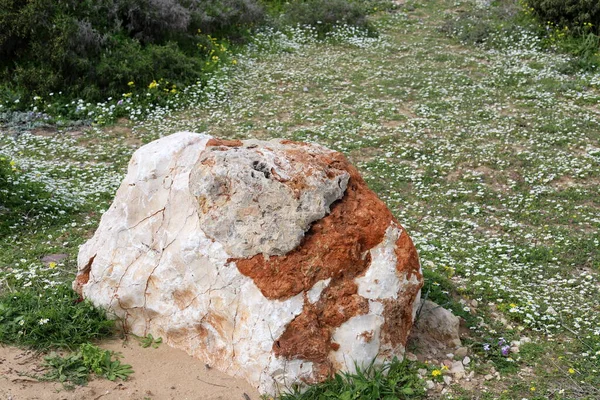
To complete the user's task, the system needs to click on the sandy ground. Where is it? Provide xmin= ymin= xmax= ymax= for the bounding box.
xmin=0 ymin=337 xmax=261 ymax=400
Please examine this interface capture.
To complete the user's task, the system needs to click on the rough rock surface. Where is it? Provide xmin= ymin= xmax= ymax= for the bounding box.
xmin=74 ymin=132 xmax=423 ymax=395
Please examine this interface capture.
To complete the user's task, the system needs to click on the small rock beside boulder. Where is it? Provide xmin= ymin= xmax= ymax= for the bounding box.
xmin=73 ymin=132 xmax=423 ymax=395
xmin=410 ymin=299 xmax=462 ymax=350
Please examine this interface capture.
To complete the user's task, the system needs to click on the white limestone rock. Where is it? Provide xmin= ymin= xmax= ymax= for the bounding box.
xmin=74 ymin=132 xmax=423 ymax=395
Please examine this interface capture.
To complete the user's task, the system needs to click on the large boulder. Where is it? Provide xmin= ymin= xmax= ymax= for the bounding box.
xmin=74 ymin=132 xmax=423 ymax=395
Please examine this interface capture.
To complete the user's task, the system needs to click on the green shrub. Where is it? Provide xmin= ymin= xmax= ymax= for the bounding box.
xmin=524 ymin=0 xmax=600 ymax=70
xmin=0 ymin=0 xmax=267 ymax=104
xmin=281 ymin=0 xmax=370 ymax=35
xmin=525 ymin=0 xmax=600 ymax=34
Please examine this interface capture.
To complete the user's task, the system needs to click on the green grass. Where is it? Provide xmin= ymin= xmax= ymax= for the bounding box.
xmin=278 ymin=358 xmax=425 ymax=400
xmin=0 ymin=284 xmax=115 ymax=350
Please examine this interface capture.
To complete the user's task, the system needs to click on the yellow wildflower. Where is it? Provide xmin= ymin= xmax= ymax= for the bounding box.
xmin=431 ymin=369 xmax=441 ymax=377
xmin=568 ymin=368 xmax=576 ymax=374
xmin=48 ymin=262 xmax=57 ymax=269
xmin=148 ymin=80 xmax=158 ymax=89
xmin=128 ymin=81 xmax=135 ymax=86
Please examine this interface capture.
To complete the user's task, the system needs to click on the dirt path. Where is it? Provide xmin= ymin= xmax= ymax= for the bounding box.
xmin=0 ymin=338 xmax=261 ymax=400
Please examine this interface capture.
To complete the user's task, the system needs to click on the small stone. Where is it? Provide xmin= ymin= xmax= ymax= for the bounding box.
xmin=405 ymin=352 xmax=418 ymax=362
xmin=547 ymin=306 xmax=557 ymax=315
xmin=454 ymin=347 xmax=468 ymax=359
xmin=446 ymin=353 xmax=454 ymax=359
xmin=442 ymin=359 xmax=453 ymax=369
xmin=510 ymin=346 xmax=520 ymax=354
xmin=462 ymin=356 xmax=471 ymax=365
xmin=41 ymin=253 xmax=68 ymax=266
xmin=418 ymin=368 xmax=427 ymax=377
xmin=484 ymin=374 xmax=493 ymax=381
xmin=425 ymin=380 xmax=435 ymax=390
xmin=443 ymin=375 xmax=452 ymax=385
xmin=450 ymin=361 xmax=465 ymax=379
xmin=470 ymin=299 xmax=478 ymax=308
xmin=411 ymin=300 xmax=461 ymax=349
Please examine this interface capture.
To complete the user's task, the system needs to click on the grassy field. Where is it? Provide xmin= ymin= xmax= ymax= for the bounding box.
xmin=1 ymin=0 xmax=599 ymax=398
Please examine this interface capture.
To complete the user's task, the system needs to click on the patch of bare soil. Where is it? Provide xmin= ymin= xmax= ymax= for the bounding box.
xmin=0 ymin=338 xmax=261 ymax=400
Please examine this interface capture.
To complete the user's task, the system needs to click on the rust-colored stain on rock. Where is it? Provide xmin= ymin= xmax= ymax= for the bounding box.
xmin=275 ymin=279 xmax=369 ymax=370
xmin=232 ymin=152 xmax=403 ymax=378
xmin=205 ymin=138 xmax=243 ymax=148
xmin=172 ymin=288 xmax=198 ymax=311
xmin=234 ymin=153 xmax=392 ymax=300
xmin=394 ymin=230 xmax=422 ymax=281
xmin=74 ymin=255 xmax=95 ymax=295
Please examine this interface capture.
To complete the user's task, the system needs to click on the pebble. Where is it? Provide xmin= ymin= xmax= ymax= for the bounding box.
xmin=454 ymin=347 xmax=468 ymax=359
xmin=462 ymin=356 xmax=471 ymax=365
xmin=443 ymin=375 xmax=452 ymax=385
xmin=405 ymin=352 xmax=418 ymax=362
xmin=484 ymin=374 xmax=493 ymax=381
xmin=425 ymin=380 xmax=435 ymax=390
xmin=450 ymin=361 xmax=466 ymax=379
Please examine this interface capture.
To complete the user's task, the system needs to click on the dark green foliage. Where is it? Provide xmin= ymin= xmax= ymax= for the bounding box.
xmin=0 ymin=0 xmax=268 ymax=104
xmin=0 ymin=284 xmax=115 ymax=350
xmin=525 ymin=0 xmax=600 ymax=34
xmin=279 ymin=358 xmax=425 ymax=399
xmin=440 ymin=1 xmax=530 ymax=47
xmin=281 ymin=0 xmax=370 ymax=35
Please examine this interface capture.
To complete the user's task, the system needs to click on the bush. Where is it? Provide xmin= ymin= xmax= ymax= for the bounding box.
xmin=281 ymin=0 xmax=370 ymax=35
xmin=0 ymin=0 xmax=267 ymax=104
xmin=524 ymin=0 xmax=600 ymax=70
xmin=525 ymin=0 xmax=600 ymax=34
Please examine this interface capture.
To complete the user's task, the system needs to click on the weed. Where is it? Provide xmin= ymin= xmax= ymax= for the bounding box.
xmin=42 ymin=343 xmax=133 ymax=386
xmin=137 ymin=333 xmax=163 ymax=349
